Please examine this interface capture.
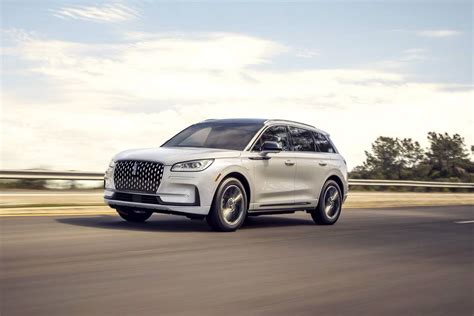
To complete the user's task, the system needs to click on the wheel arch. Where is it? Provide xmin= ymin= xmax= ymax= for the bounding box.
xmin=325 ymin=174 xmax=345 ymax=197
xmin=222 ymin=171 xmax=251 ymax=206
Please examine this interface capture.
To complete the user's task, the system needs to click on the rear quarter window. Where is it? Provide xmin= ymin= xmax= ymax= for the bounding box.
xmin=313 ymin=132 xmax=336 ymax=153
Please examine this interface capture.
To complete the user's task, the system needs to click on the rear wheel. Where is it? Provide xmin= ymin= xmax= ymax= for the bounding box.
xmin=116 ymin=207 xmax=152 ymax=223
xmin=207 ymin=177 xmax=248 ymax=232
xmin=311 ymin=180 xmax=342 ymax=225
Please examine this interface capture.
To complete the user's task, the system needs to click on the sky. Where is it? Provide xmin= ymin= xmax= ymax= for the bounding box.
xmin=1 ymin=0 xmax=473 ymax=171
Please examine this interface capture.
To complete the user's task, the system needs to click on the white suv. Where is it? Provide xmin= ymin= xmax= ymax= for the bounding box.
xmin=104 ymin=119 xmax=348 ymax=231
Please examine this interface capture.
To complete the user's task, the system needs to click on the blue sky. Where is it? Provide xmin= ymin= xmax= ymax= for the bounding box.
xmin=1 ymin=0 xmax=472 ymax=170
xmin=4 ymin=1 xmax=472 ymax=82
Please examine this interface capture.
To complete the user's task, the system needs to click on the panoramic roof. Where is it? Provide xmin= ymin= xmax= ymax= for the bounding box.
xmin=199 ymin=118 xmax=325 ymax=133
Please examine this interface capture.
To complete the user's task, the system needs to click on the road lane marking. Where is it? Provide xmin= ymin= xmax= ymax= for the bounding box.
xmin=455 ymin=220 xmax=474 ymax=224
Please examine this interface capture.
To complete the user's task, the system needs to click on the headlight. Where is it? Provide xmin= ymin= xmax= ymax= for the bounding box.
xmin=104 ymin=159 xmax=116 ymax=189
xmin=171 ymin=159 xmax=214 ymax=172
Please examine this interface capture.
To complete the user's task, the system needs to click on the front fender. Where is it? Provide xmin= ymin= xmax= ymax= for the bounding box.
xmin=212 ymin=160 xmax=254 ymax=201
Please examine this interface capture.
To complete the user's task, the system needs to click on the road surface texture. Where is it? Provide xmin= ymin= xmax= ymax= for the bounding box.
xmin=1 ymin=205 xmax=473 ymax=315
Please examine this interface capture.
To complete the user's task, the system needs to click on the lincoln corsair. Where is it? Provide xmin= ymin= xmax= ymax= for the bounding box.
xmin=104 ymin=119 xmax=348 ymax=231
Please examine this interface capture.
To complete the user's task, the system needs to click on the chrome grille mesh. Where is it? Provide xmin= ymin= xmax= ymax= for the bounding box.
xmin=114 ymin=160 xmax=164 ymax=193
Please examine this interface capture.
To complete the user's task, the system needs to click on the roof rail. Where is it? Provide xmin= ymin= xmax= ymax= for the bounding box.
xmin=265 ymin=119 xmax=316 ymax=129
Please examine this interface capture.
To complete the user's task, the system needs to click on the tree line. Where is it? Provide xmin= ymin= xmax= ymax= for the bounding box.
xmin=350 ymin=132 xmax=473 ymax=183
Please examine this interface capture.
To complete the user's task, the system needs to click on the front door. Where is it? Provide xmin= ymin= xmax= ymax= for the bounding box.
xmin=243 ymin=125 xmax=295 ymax=209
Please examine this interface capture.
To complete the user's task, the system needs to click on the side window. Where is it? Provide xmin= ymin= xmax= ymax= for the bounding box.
xmin=252 ymin=125 xmax=291 ymax=151
xmin=314 ymin=132 xmax=336 ymax=153
xmin=289 ymin=127 xmax=316 ymax=152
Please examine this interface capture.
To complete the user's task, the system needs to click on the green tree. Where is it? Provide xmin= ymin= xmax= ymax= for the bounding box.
xmin=399 ymin=138 xmax=426 ymax=179
xmin=426 ymin=132 xmax=472 ymax=180
xmin=353 ymin=136 xmax=425 ymax=180
xmin=363 ymin=136 xmax=401 ymax=179
xmin=350 ymin=132 xmax=473 ymax=183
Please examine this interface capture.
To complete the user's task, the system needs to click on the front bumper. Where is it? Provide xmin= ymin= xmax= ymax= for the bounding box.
xmin=104 ymin=191 xmax=210 ymax=216
xmin=104 ymin=165 xmax=220 ymax=216
xmin=104 ymin=196 xmax=210 ymax=216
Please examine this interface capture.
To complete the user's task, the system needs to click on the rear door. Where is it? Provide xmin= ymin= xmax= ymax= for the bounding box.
xmin=244 ymin=125 xmax=296 ymax=209
xmin=289 ymin=127 xmax=329 ymax=206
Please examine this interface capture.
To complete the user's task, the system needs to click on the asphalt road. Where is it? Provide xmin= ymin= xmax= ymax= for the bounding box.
xmin=1 ymin=206 xmax=473 ymax=316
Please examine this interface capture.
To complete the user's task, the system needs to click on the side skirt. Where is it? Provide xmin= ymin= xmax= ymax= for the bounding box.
xmin=248 ymin=206 xmax=309 ymax=216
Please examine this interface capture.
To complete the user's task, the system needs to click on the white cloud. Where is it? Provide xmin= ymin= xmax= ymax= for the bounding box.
xmin=296 ymin=49 xmax=320 ymax=58
xmin=401 ymin=48 xmax=428 ymax=60
xmin=51 ymin=3 xmax=139 ymax=23
xmin=416 ymin=29 xmax=461 ymax=38
xmin=371 ymin=48 xmax=430 ymax=70
xmin=2 ymin=31 xmax=472 ymax=171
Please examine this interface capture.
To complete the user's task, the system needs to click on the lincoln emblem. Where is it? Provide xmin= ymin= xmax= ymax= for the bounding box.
xmin=131 ymin=162 xmax=138 ymax=176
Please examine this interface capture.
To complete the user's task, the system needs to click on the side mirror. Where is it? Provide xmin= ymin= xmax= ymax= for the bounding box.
xmin=260 ymin=141 xmax=282 ymax=155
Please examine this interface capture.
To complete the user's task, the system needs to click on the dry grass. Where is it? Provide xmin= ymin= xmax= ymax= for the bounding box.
xmin=0 ymin=190 xmax=472 ymax=216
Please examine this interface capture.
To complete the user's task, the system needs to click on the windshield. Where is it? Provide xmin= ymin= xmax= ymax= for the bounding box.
xmin=162 ymin=122 xmax=264 ymax=151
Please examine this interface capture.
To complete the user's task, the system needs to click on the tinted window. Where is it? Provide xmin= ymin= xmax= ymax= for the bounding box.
xmin=289 ymin=127 xmax=316 ymax=152
xmin=314 ymin=132 xmax=336 ymax=153
xmin=178 ymin=127 xmax=211 ymax=147
xmin=163 ymin=122 xmax=263 ymax=151
xmin=252 ymin=125 xmax=291 ymax=151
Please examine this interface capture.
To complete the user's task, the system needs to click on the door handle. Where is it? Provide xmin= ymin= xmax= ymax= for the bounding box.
xmin=318 ymin=161 xmax=327 ymax=166
xmin=285 ymin=160 xmax=295 ymax=166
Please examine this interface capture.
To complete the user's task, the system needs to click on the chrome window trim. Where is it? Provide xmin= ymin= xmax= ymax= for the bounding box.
xmin=244 ymin=122 xmax=339 ymax=154
xmin=245 ymin=122 xmax=318 ymax=152
xmin=243 ymin=124 xmax=270 ymax=152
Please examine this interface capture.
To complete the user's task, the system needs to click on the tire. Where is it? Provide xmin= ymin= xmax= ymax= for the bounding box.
xmin=206 ymin=177 xmax=248 ymax=232
xmin=116 ymin=207 xmax=152 ymax=223
xmin=311 ymin=180 xmax=342 ymax=225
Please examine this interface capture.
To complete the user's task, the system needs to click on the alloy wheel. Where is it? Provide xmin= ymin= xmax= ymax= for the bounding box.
xmin=220 ymin=184 xmax=245 ymax=226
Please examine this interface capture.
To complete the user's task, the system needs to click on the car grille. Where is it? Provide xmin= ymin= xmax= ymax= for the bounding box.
xmin=114 ymin=160 xmax=164 ymax=193
xmin=112 ymin=192 xmax=160 ymax=205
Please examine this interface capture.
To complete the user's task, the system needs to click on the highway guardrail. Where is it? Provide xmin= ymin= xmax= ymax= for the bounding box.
xmin=1 ymin=170 xmax=473 ymax=189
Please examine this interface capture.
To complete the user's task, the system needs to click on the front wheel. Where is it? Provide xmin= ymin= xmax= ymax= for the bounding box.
xmin=311 ymin=180 xmax=342 ymax=225
xmin=116 ymin=207 xmax=152 ymax=223
xmin=206 ymin=177 xmax=248 ymax=232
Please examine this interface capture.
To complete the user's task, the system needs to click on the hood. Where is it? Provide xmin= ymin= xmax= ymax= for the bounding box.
xmin=113 ymin=147 xmax=241 ymax=165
